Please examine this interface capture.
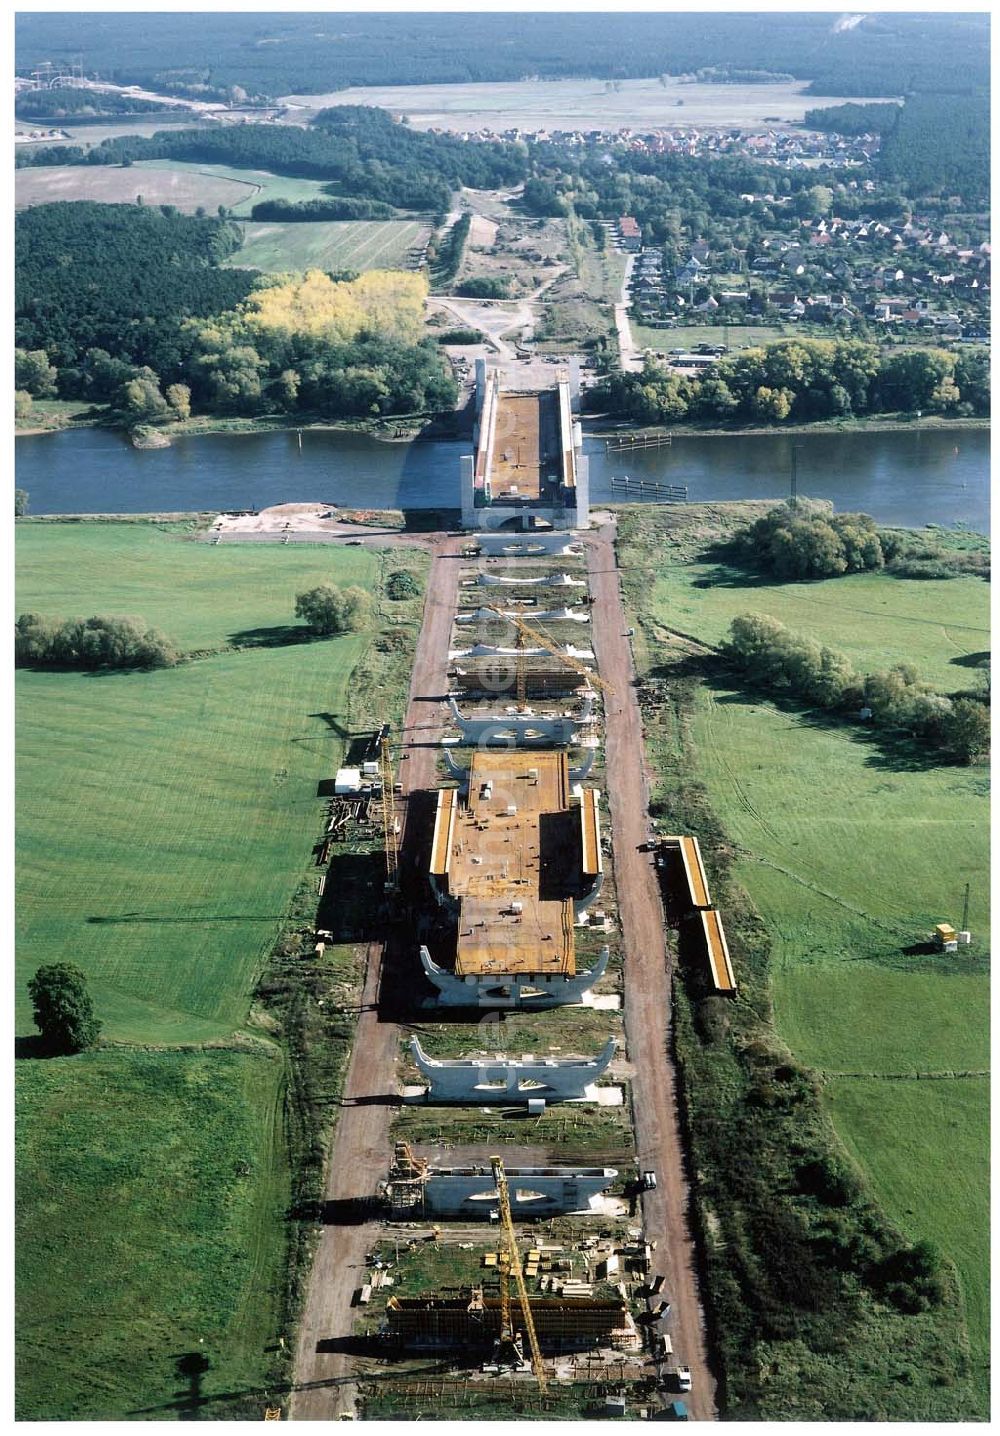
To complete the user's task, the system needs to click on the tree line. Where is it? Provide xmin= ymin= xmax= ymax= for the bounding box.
xmin=16 ymin=86 xmax=185 ymax=119
xmin=15 ymin=612 xmax=180 ymax=670
xmin=250 ymin=196 xmax=397 ymax=222
xmin=723 ymin=611 xmax=989 ymax=764
xmin=588 ymin=338 xmax=990 ymax=426
xmin=16 ymin=107 xmax=528 ymax=216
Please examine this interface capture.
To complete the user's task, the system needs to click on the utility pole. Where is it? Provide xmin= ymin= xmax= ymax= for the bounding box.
xmin=789 ymin=444 xmax=798 ymax=508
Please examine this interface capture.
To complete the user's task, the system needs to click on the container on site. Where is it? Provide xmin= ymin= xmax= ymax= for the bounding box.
xmin=335 ymin=767 xmax=362 ymax=795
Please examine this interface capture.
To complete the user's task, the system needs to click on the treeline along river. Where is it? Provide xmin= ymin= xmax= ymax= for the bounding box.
xmin=15 ymin=425 xmax=990 ymax=532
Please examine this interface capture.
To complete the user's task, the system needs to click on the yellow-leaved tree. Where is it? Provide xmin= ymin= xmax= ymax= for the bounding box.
xmin=244 ymin=269 xmax=428 ymax=345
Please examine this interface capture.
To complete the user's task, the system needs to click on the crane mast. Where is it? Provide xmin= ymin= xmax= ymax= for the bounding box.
xmin=491 ymin=1155 xmax=547 ymax=1393
xmin=378 ymin=723 xmax=399 ymax=892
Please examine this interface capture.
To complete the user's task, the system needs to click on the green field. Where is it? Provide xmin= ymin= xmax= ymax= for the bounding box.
xmin=15 ymin=519 xmax=423 ymax=1418
xmin=631 ymin=321 xmax=796 ymax=353
xmin=16 ymin=1047 xmax=289 ymax=1420
xmin=225 ymin=218 xmax=429 ymax=273
xmin=643 ymin=542 xmax=989 ymax=691
xmin=140 ymin=159 xmax=333 ymax=214
xmin=16 ymin=524 xmax=382 ymax=1042
xmin=619 ymin=504 xmax=989 ymax=1411
xmin=826 ymin=1077 xmax=990 ymax=1386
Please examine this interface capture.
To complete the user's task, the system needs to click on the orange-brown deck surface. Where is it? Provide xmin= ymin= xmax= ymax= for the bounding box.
xmin=442 ymin=750 xmax=576 ymax=977
xmin=700 ymin=908 xmax=736 ymax=993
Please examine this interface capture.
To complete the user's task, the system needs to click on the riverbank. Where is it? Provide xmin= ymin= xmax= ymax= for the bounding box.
xmin=16 ymin=406 xmax=468 ymax=445
xmin=18 ymin=402 xmax=988 ymax=446
xmin=586 ymin=413 xmax=991 ymax=440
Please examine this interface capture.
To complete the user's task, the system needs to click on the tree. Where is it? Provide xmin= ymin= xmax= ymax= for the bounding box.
xmin=940 ymin=697 xmax=990 ymax=763
xmin=15 ymin=488 xmax=28 ymax=517
xmin=294 ymin=583 xmax=370 ymax=634
xmin=27 ymin=962 xmax=102 ymax=1053
xmin=15 ymin=391 xmax=33 ymax=422
xmin=121 ymin=367 xmax=170 ymax=423
xmin=386 ymin=569 xmax=421 ymax=600
xmin=15 ymin=347 xmax=58 ymax=398
xmin=166 ymin=382 xmax=192 ymax=421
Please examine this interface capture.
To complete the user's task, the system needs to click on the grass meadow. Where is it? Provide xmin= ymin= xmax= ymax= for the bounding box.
xmin=16 ymin=1048 xmax=289 ymax=1419
xmin=640 ymin=536 xmax=989 ymax=691
xmin=226 ymin=218 xmax=429 ymax=274
xmin=16 ymin=524 xmax=382 ymax=1041
xmin=826 ymin=1076 xmax=989 ymax=1387
xmin=16 ymin=520 xmax=424 ymax=1417
xmin=618 ymin=504 xmax=989 ymax=1412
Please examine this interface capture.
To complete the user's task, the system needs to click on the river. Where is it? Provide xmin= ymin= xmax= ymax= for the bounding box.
xmin=15 ymin=424 xmax=990 ymax=532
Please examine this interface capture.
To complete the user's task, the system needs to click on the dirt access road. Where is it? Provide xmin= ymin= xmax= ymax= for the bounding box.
xmin=290 ymin=535 xmax=463 ymax=1420
xmin=585 ymin=523 xmax=717 ymax=1419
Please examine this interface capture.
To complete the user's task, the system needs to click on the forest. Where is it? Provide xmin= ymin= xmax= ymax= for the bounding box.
xmin=15 ymin=11 xmax=988 ymax=103
xmin=15 ymin=86 xmax=185 ymax=119
xmin=878 ymin=94 xmax=991 ymax=208
xmin=803 ymin=102 xmax=902 ymax=136
xmin=589 ymin=339 xmax=990 ymax=427
xmin=15 ymin=204 xmax=456 ymax=424
xmin=15 ymin=202 xmax=254 ymax=371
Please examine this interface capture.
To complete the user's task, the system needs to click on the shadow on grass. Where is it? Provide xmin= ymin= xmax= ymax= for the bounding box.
xmin=14 ymin=1034 xmax=60 ymax=1060
xmin=950 ymin=650 xmax=990 ymax=668
xmin=228 ymin=624 xmax=324 ymax=648
xmin=87 ymin=911 xmax=284 ymax=924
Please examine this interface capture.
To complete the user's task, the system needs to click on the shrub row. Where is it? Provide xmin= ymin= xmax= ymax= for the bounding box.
xmin=15 ymin=612 xmax=179 ymax=670
xmin=723 ymin=612 xmax=989 ymax=762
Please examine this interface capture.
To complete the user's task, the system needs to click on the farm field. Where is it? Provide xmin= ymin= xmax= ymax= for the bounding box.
xmin=15 ymin=159 xmax=257 ymax=212
xmin=15 ymin=157 xmax=334 ymax=215
xmin=281 ymin=75 xmax=891 ymax=133
xmin=16 ymin=1047 xmax=289 ymax=1419
xmin=15 ymin=522 xmax=381 ymax=1041
xmin=225 ymin=218 xmax=429 ymax=274
xmin=619 ymin=504 xmax=989 ymax=1412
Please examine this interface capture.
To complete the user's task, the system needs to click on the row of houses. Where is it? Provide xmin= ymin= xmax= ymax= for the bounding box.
xmin=430 ymin=124 xmax=879 ymax=168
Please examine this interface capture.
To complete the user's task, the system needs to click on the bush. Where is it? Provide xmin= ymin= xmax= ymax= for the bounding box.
xmin=294 ymin=583 xmax=370 ymax=634
xmin=14 ymin=612 xmax=179 ymax=669
xmin=385 ymin=569 xmax=421 ymax=600
xmin=454 ymin=275 xmax=510 ymax=299
xmin=731 ymin=503 xmax=884 ymax=580
xmin=435 ymin=328 xmax=480 ymax=345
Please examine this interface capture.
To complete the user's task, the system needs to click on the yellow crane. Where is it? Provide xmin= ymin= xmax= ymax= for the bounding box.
xmin=485 ymin=605 xmax=614 ymax=710
xmin=490 ymin=1155 xmax=547 ymax=1393
xmin=378 ymin=723 xmax=399 ymax=892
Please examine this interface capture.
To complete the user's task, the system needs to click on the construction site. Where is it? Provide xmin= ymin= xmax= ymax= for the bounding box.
xmin=290 ymin=368 xmax=723 ymax=1422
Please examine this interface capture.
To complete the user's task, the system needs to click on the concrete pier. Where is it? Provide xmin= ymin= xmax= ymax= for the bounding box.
xmin=408 ymin=1035 xmax=617 ymax=1103
xmin=419 ymin=943 xmax=610 ymax=1009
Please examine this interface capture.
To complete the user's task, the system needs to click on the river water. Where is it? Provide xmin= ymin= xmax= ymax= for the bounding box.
xmin=15 ymin=424 xmax=990 ymax=531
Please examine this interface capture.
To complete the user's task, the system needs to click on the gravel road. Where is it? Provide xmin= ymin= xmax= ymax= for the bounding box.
xmin=585 ymin=524 xmax=717 ymax=1419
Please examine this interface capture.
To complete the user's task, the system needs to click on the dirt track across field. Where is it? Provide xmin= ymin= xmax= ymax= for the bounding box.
xmin=585 ymin=524 xmax=717 ymax=1419
xmin=290 ymin=536 xmax=462 ymax=1419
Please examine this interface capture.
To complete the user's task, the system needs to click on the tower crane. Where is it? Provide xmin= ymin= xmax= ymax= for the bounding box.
xmin=485 ymin=605 xmax=615 ymax=710
xmin=378 ymin=723 xmax=399 ymax=893
xmin=490 ymin=1155 xmax=547 ymax=1393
